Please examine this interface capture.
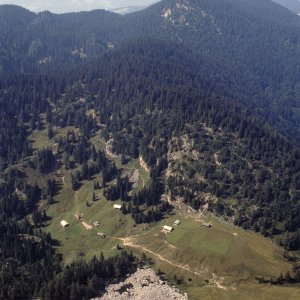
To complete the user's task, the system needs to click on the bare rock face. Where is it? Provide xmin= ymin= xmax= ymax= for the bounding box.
xmin=94 ymin=267 xmax=189 ymax=300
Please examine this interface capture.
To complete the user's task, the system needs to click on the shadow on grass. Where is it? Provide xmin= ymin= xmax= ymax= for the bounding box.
xmin=51 ymin=238 xmax=62 ymax=247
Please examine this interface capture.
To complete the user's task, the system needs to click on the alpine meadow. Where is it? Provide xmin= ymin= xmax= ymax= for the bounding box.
xmin=0 ymin=0 xmax=300 ymax=299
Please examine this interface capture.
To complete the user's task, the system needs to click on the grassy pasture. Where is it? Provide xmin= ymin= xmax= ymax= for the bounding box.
xmin=45 ymin=174 xmax=298 ymax=299
xmin=28 ymin=126 xmax=300 ymax=299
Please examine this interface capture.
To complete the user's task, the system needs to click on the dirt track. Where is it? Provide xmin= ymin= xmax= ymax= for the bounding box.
xmin=109 ymin=236 xmax=206 ymax=277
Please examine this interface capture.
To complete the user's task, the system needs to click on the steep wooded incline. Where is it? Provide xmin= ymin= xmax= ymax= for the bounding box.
xmin=0 ymin=0 xmax=299 ymax=140
xmin=65 ymin=41 xmax=300 ymax=250
xmin=0 ymin=1 xmax=300 ymax=298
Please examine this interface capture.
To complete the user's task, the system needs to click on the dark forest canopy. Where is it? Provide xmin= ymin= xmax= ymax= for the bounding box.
xmin=1 ymin=37 xmax=300 ymax=249
xmin=60 ymin=40 xmax=300 ymax=246
xmin=0 ymin=1 xmax=300 ymax=298
xmin=0 ymin=0 xmax=299 ymax=140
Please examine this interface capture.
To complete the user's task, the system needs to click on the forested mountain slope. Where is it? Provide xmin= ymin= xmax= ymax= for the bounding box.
xmin=2 ymin=0 xmax=299 ymax=74
xmin=0 ymin=5 xmax=124 ymax=74
xmin=0 ymin=6 xmax=35 ymax=74
xmin=2 ymin=39 xmax=298 ymax=250
xmin=70 ymin=41 xmax=300 ymax=249
xmin=1 ymin=4 xmax=300 ymax=295
xmin=127 ymin=0 xmax=300 ymax=139
xmin=0 ymin=0 xmax=300 ymax=141
xmin=0 ymin=0 xmax=299 ymax=246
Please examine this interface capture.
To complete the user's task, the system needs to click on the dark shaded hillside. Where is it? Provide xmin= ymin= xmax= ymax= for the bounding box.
xmin=0 ymin=0 xmax=299 ymax=141
xmin=0 ymin=2 xmax=300 ymax=237
xmin=1 ymin=39 xmax=300 ymax=237
xmin=0 ymin=5 xmax=124 ymax=74
xmin=40 ymin=39 xmax=300 ymax=250
xmin=127 ymin=0 xmax=300 ymax=138
xmin=2 ymin=2 xmax=300 ymax=297
xmin=0 ymin=73 xmax=138 ymax=300
xmin=226 ymin=0 xmax=300 ymax=25
xmin=0 ymin=6 xmax=35 ymax=74
xmin=1 ymin=36 xmax=300 ymax=298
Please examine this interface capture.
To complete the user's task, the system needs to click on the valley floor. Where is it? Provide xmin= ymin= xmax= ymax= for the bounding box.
xmin=28 ymin=125 xmax=300 ymax=300
xmin=45 ymin=178 xmax=300 ymax=299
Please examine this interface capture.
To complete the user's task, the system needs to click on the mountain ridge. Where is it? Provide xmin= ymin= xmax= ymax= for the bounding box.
xmin=0 ymin=0 xmax=299 ymax=140
xmin=272 ymin=0 xmax=300 ymax=13
xmin=1 ymin=2 xmax=300 ymax=298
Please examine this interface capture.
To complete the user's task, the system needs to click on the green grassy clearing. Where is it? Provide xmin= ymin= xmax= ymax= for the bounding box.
xmin=45 ymin=176 xmax=136 ymax=264
xmin=185 ymin=283 xmax=300 ymax=300
xmin=29 ymin=126 xmax=300 ymax=299
xmin=29 ymin=125 xmax=80 ymax=152
xmin=44 ymin=176 xmax=300 ymax=299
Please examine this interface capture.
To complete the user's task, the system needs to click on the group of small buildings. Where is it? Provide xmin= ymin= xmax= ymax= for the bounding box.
xmin=163 ymin=219 xmax=212 ymax=233
xmin=61 ymin=218 xmax=106 ymax=238
xmin=61 ymin=201 xmax=211 ymax=248
xmin=60 ymin=204 xmax=124 ymax=235
xmin=163 ymin=220 xmax=181 ymax=233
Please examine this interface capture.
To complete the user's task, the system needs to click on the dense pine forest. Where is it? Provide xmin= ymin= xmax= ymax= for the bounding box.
xmin=1 ymin=37 xmax=300 ymax=246
xmin=51 ymin=39 xmax=300 ymax=249
xmin=0 ymin=0 xmax=300 ymax=298
xmin=1 ymin=0 xmax=300 ymax=140
xmin=0 ymin=162 xmax=137 ymax=299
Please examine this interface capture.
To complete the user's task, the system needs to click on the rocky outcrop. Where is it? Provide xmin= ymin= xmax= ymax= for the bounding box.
xmin=95 ymin=267 xmax=188 ymax=300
